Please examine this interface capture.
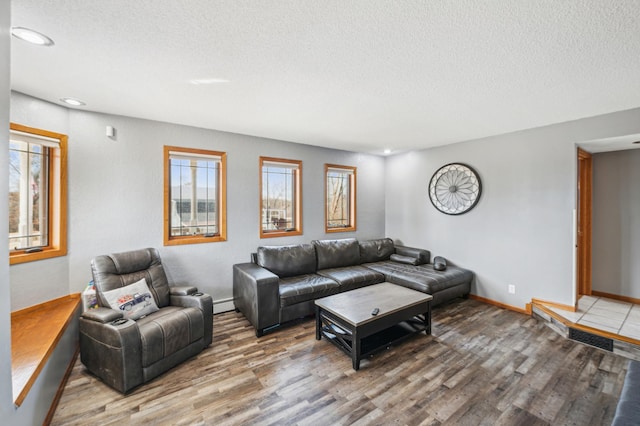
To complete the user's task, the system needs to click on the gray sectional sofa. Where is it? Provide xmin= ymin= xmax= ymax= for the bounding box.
xmin=613 ymin=360 xmax=640 ymax=426
xmin=233 ymin=237 xmax=473 ymax=336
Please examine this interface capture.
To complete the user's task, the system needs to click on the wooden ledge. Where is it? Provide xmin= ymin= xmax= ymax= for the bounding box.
xmin=532 ymin=300 xmax=640 ymax=346
xmin=531 ymin=297 xmax=576 ymax=312
xmin=11 ymin=294 xmax=80 ymax=406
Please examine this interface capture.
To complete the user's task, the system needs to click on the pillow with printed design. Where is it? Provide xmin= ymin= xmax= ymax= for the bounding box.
xmin=102 ymin=278 xmax=159 ymax=320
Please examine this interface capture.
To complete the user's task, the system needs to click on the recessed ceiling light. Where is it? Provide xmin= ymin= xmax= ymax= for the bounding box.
xmin=59 ymin=97 xmax=86 ymax=107
xmin=384 ymin=149 xmax=392 ymax=155
xmin=11 ymin=27 xmax=54 ymax=46
xmin=189 ymin=78 xmax=230 ymax=85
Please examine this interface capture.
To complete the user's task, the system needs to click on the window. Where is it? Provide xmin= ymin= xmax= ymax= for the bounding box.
xmin=325 ymin=164 xmax=356 ymax=232
xmin=9 ymin=123 xmax=67 ymax=265
xmin=164 ymin=146 xmax=227 ymax=245
xmin=260 ymin=157 xmax=302 ymax=238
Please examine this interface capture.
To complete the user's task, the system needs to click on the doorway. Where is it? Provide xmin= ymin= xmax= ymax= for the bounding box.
xmin=576 ymin=148 xmax=592 ymax=297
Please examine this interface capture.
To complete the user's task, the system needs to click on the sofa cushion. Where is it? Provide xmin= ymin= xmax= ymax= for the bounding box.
xmin=363 ymin=261 xmax=473 ymax=294
xmin=257 ymin=244 xmax=317 ymax=278
xmin=313 ymin=238 xmax=360 ymax=270
xmin=279 ymin=274 xmax=340 ymax=307
xmin=317 ymin=266 xmax=385 ymax=291
xmin=137 ymin=306 xmax=205 ymax=367
xmin=359 ymin=238 xmax=395 ymax=263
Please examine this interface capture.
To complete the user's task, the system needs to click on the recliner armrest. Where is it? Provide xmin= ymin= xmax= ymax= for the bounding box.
xmin=169 ymin=286 xmax=198 ymax=296
xmin=170 ymin=292 xmax=214 ymax=347
xmin=394 ymin=245 xmax=430 ymax=265
xmin=79 ymin=314 xmax=143 ymax=392
xmin=170 ymin=292 xmax=212 ymax=311
xmin=80 ymin=307 xmax=123 ymax=323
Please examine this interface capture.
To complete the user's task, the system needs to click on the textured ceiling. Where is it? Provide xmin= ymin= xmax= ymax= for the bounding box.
xmin=10 ymin=1 xmax=640 ymax=155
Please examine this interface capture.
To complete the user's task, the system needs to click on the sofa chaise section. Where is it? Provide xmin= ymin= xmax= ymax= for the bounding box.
xmin=363 ymin=260 xmax=473 ymax=306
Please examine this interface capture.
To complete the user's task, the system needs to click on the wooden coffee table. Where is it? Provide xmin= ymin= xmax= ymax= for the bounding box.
xmin=315 ymin=282 xmax=432 ymax=370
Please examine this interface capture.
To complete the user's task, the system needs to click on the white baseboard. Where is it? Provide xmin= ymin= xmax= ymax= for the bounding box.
xmin=213 ymin=297 xmax=235 ymax=314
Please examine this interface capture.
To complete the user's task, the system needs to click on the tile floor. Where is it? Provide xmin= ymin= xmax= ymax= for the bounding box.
xmin=547 ymin=295 xmax=640 ymax=340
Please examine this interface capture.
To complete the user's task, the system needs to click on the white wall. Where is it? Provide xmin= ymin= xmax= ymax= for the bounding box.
xmin=0 ymin=0 xmax=13 ymax=420
xmin=9 ymin=92 xmax=386 ymax=311
xmin=592 ymin=149 xmax=640 ymax=298
xmin=385 ymin=108 xmax=640 ymax=309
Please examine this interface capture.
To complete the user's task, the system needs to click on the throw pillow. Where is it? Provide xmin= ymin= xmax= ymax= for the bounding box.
xmin=102 ymin=278 xmax=159 ymax=320
xmin=433 ymin=256 xmax=447 ymax=271
xmin=390 ymin=254 xmax=421 ymax=265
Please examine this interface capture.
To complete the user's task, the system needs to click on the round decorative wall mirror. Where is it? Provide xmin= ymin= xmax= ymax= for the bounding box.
xmin=428 ymin=163 xmax=482 ymax=215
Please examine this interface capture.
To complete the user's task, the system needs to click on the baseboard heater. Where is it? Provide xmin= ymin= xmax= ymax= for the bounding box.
xmin=569 ymin=328 xmax=613 ymax=352
xmin=213 ymin=297 xmax=234 ymax=305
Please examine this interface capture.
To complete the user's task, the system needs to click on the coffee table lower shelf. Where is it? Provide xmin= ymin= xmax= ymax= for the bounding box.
xmin=316 ymin=309 xmax=430 ymax=370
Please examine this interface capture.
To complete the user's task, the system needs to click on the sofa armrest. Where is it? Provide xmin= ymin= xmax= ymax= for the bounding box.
xmin=81 ymin=306 xmax=123 ymax=323
xmin=170 ymin=291 xmax=212 ymax=309
xmin=613 ymin=360 xmax=640 ymax=425
xmin=233 ymin=262 xmax=280 ymax=336
xmin=394 ymin=245 xmax=430 ymax=265
xmin=170 ymin=291 xmax=213 ymax=346
xmin=79 ymin=314 xmax=143 ymax=393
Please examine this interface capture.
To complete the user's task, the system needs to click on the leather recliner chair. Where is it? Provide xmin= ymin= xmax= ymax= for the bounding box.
xmin=79 ymin=247 xmax=213 ymax=393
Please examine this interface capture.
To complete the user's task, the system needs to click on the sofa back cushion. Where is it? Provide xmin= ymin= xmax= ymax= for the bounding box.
xmin=312 ymin=238 xmax=360 ymax=270
xmin=91 ymin=247 xmax=171 ymax=308
xmin=257 ymin=244 xmax=317 ymax=278
xmin=359 ymin=238 xmax=395 ymax=263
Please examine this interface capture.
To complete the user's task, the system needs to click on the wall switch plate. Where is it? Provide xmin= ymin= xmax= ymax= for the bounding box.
xmin=508 ymin=285 xmax=516 ymax=294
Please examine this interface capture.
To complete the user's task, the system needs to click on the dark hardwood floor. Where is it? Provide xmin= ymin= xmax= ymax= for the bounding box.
xmin=51 ymin=299 xmax=628 ymax=425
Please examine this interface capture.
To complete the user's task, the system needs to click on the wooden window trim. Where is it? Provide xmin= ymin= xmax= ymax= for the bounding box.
xmin=325 ymin=163 xmax=357 ymax=233
xmin=259 ymin=156 xmax=303 ymax=238
xmin=163 ymin=145 xmax=227 ymax=246
xmin=9 ymin=123 xmax=68 ymax=265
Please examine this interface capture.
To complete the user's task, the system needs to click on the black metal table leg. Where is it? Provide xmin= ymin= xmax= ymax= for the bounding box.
xmin=315 ymin=306 xmax=321 ymax=340
xmin=425 ymin=301 xmax=431 ymax=335
xmin=352 ymin=329 xmax=361 ymax=370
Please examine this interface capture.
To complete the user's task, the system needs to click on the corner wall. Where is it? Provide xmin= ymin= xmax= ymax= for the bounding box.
xmin=385 ymin=108 xmax=640 ymax=309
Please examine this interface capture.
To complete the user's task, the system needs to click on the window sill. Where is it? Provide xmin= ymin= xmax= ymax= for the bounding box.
xmin=260 ymin=229 xmax=303 ymax=239
xmin=11 ymin=294 xmax=80 ymax=406
xmin=164 ymin=234 xmax=227 ymax=246
xmin=9 ymin=247 xmax=67 ymax=265
xmin=326 ymin=227 xmax=357 ymax=233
